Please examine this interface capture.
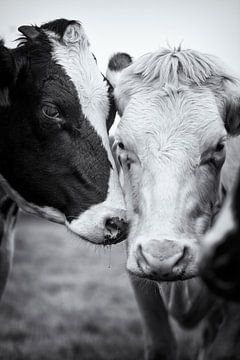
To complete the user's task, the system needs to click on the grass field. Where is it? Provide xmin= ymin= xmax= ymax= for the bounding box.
xmin=0 ymin=214 xmax=143 ymax=360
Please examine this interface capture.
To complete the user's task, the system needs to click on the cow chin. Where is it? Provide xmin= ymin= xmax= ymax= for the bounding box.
xmin=127 ymin=237 xmax=200 ymax=281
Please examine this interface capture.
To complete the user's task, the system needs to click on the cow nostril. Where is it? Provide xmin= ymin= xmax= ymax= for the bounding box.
xmin=104 ymin=217 xmax=128 ymax=244
xmin=174 ymin=245 xmax=187 ymax=268
xmin=137 ymin=244 xmax=149 ymax=265
xmin=135 ymin=240 xmax=188 ymax=280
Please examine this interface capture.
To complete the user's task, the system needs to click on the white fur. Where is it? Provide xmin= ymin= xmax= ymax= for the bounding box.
xmin=110 ymin=47 xmax=240 ymax=359
xmin=106 ymin=69 xmax=123 ymax=89
xmin=116 ymin=88 xmax=226 ymax=279
xmin=109 ymin=47 xmax=240 ymax=279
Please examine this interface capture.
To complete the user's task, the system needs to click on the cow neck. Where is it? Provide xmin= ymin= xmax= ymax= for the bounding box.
xmin=0 ymin=174 xmax=65 ymax=224
xmin=160 ymin=279 xmax=216 ymax=328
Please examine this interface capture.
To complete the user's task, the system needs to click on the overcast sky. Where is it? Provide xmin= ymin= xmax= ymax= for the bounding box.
xmin=1 ymin=0 xmax=239 ymax=74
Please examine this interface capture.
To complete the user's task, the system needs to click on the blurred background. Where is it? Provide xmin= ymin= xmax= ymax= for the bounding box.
xmin=0 ymin=214 xmax=142 ymax=360
xmin=0 ymin=0 xmax=239 ymax=359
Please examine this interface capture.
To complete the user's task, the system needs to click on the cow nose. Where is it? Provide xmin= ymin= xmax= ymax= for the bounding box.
xmin=136 ymin=240 xmax=186 ymax=280
xmin=104 ymin=217 xmax=128 ymax=245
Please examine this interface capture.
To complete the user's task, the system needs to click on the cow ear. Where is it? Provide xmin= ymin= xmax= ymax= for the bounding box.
xmin=224 ymin=94 xmax=240 ymax=136
xmin=106 ymin=52 xmax=132 ymax=88
xmin=0 ymin=40 xmax=16 ymax=89
xmin=18 ymin=25 xmax=40 ymax=41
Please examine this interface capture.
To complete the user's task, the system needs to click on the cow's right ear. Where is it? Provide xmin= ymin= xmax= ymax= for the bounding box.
xmin=0 ymin=40 xmax=16 ymax=89
xmin=106 ymin=52 xmax=132 ymax=88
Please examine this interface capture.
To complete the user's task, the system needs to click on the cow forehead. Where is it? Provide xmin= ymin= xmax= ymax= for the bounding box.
xmin=117 ymin=87 xmax=226 ymax=158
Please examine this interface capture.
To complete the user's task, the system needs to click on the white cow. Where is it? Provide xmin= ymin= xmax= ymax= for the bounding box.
xmin=107 ymin=49 xmax=240 ymax=359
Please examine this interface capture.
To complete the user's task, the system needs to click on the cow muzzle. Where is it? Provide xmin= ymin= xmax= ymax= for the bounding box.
xmin=104 ymin=216 xmax=128 ymax=244
xmin=66 ymin=206 xmax=128 ymax=245
xmin=127 ymin=238 xmax=198 ymax=281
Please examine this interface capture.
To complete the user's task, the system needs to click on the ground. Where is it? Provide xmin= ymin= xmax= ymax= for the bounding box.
xmin=0 ymin=214 xmax=143 ymax=360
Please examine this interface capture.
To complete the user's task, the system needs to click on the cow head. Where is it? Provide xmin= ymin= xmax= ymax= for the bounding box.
xmin=107 ymin=49 xmax=240 ymax=280
xmin=0 ymin=19 xmax=127 ymax=245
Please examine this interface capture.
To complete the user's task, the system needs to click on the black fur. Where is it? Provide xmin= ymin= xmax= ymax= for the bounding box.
xmin=41 ymin=19 xmax=79 ymax=38
xmin=108 ymin=52 xmax=132 ymax=71
xmin=0 ymin=40 xmax=16 ymax=89
xmin=103 ymin=75 xmax=116 ymax=131
xmin=0 ymin=19 xmax=112 ymax=219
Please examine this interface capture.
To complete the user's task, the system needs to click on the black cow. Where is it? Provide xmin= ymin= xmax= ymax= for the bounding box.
xmin=0 ymin=19 xmax=127 ymax=300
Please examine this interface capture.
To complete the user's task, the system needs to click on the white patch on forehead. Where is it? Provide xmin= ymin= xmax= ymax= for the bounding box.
xmin=44 ymin=26 xmax=110 ymax=151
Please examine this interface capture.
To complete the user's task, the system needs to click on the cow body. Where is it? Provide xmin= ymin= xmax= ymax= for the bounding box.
xmin=0 ymin=19 xmax=127 ymax=300
xmin=107 ymin=49 xmax=240 ymax=358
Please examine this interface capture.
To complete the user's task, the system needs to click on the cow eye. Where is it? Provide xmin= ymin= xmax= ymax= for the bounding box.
xmin=118 ymin=142 xmax=125 ymax=149
xmin=215 ymin=141 xmax=225 ymax=152
xmin=42 ymin=104 xmax=60 ymax=119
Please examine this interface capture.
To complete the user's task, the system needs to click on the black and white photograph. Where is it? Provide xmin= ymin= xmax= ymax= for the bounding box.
xmin=0 ymin=0 xmax=240 ymax=359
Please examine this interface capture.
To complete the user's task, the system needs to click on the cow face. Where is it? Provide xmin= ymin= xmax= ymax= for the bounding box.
xmin=0 ymin=19 xmax=127 ymax=245
xmin=108 ymin=50 xmax=240 ymax=280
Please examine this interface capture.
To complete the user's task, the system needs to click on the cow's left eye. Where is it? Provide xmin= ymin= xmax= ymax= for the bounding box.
xmin=42 ymin=104 xmax=60 ymax=119
xmin=215 ymin=141 xmax=225 ymax=152
xmin=118 ymin=142 xmax=125 ymax=149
